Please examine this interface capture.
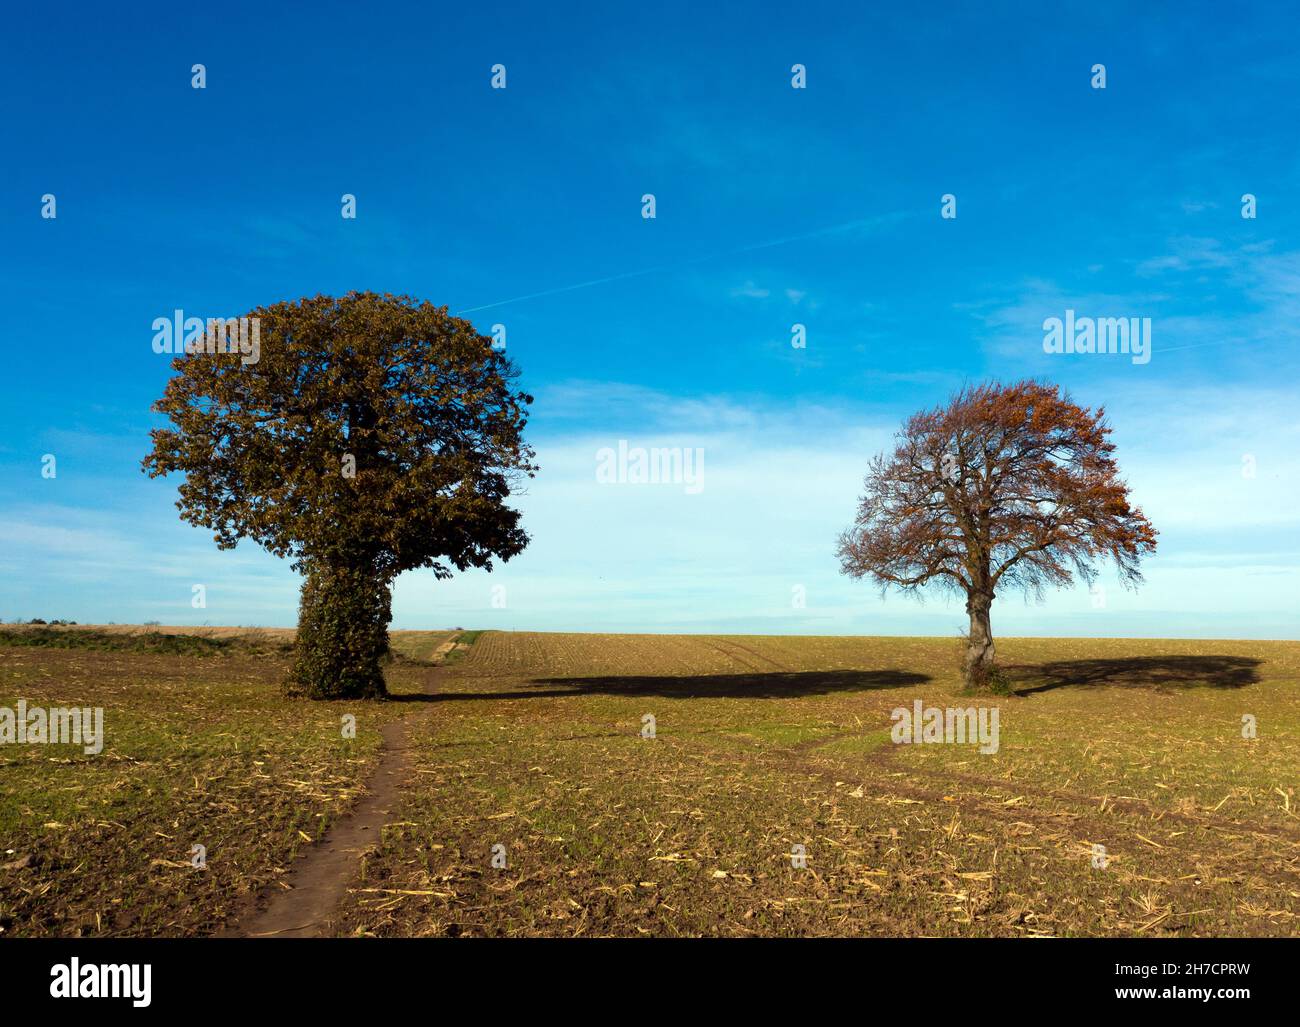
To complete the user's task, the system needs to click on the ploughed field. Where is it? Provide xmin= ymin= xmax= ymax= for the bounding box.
xmin=1 ymin=625 xmax=1297 ymax=937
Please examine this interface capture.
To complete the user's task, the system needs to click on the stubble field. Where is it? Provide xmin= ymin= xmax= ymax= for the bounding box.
xmin=2 ymin=625 xmax=1297 ymax=937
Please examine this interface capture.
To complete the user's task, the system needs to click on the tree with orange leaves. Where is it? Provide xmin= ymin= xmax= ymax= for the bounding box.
xmin=837 ymin=381 xmax=1157 ymax=690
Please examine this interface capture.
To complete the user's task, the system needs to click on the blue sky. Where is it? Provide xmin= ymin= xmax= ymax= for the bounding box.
xmin=1 ymin=1 xmax=1297 ymax=638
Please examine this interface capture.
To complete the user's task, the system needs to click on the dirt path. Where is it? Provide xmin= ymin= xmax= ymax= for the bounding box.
xmin=222 ymin=664 xmax=445 ymax=938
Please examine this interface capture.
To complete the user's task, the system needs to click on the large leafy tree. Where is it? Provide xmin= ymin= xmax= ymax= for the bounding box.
xmin=837 ymin=380 xmax=1156 ymax=689
xmin=143 ymin=291 xmax=536 ymax=699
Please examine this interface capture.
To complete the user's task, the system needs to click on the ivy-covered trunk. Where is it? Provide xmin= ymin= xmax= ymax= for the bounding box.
xmin=287 ymin=562 xmax=391 ymax=699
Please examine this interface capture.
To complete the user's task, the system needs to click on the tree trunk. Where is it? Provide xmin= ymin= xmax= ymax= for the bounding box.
xmin=287 ymin=562 xmax=391 ymax=699
xmin=963 ymin=590 xmax=996 ymax=689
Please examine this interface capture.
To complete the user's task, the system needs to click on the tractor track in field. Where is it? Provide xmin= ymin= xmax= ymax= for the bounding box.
xmin=691 ymin=723 xmax=1300 ymax=849
xmin=886 ymin=759 xmax=1300 ymax=846
xmin=657 ymin=729 xmax=1300 ymax=890
xmin=761 ymin=707 xmax=1300 ymax=847
xmin=788 ymin=723 xmax=898 ymax=756
xmin=703 ymin=638 xmax=790 ymax=674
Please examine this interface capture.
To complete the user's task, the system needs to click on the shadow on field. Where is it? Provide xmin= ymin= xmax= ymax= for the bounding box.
xmin=399 ymin=669 xmax=929 ymax=701
xmin=1009 ymin=655 xmax=1262 ymax=695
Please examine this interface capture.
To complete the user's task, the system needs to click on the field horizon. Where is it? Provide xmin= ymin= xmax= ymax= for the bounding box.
xmin=15 ymin=622 xmax=1299 ymax=645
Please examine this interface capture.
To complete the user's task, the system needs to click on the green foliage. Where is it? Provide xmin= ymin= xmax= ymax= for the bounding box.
xmin=286 ymin=563 xmax=391 ymax=699
xmin=954 ymin=630 xmax=1012 ymax=694
xmin=963 ymin=661 xmax=1014 ymax=696
xmin=142 ymin=292 xmax=536 ymax=698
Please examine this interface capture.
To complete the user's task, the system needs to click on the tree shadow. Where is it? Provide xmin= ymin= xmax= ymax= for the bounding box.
xmin=392 ymin=668 xmax=930 ymax=702
xmin=1007 ymin=655 xmax=1262 ymax=696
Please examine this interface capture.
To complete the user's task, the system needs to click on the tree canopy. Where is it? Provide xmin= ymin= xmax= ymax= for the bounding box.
xmin=143 ymin=291 xmax=536 ymax=697
xmin=837 ymin=380 xmax=1157 ymax=688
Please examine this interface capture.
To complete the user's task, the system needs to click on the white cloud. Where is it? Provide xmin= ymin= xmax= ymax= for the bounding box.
xmin=730 ymin=280 xmax=770 ymax=299
xmin=4 ymin=383 xmax=1295 ymax=639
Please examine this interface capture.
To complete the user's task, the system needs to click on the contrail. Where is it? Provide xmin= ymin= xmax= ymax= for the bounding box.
xmin=454 ymin=211 xmax=909 ymax=315
xmin=455 ymin=265 xmax=676 ymax=314
xmin=1156 ymin=338 xmax=1255 ymax=354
